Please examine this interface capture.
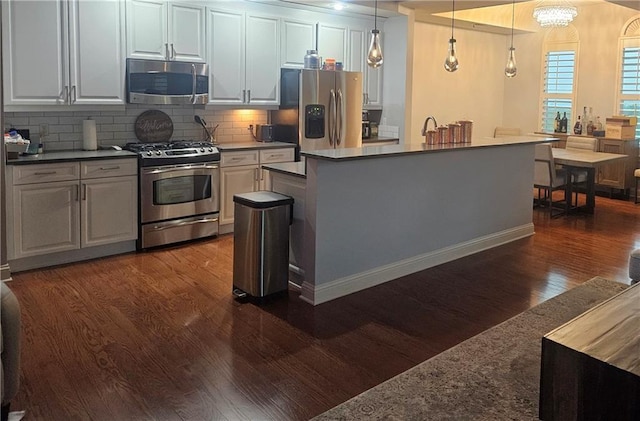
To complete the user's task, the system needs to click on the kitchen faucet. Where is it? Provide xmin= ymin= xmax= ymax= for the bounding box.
xmin=421 ymin=116 xmax=438 ymax=135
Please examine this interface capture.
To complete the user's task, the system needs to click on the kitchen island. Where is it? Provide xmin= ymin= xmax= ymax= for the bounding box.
xmin=265 ymin=136 xmax=557 ymax=305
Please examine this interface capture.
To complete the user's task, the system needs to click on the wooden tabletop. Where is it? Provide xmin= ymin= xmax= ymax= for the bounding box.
xmin=552 ymin=148 xmax=628 ymax=168
xmin=544 ymin=282 xmax=639 ymax=375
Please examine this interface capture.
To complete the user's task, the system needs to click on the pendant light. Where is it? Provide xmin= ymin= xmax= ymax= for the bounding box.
xmin=505 ymin=0 xmax=517 ymax=78
xmin=444 ymin=0 xmax=459 ymax=72
xmin=367 ymin=0 xmax=383 ymax=68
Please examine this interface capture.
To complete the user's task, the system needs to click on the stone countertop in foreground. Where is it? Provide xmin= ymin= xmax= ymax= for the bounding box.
xmin=301 ymin=136 xmax=559 ymax=161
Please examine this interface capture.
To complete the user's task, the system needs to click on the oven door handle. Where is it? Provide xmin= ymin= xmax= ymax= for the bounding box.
xmin=146 ymin=165 xmax=219 ymax=174
xmin=152 ymin=217 xmax=219 ymax=231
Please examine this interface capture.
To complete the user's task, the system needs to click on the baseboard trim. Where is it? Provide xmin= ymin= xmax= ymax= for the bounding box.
xmin=9 ymin=241 xmax=136 ymax=273
xmin=302 ymin=223 xmax=534 ymax=305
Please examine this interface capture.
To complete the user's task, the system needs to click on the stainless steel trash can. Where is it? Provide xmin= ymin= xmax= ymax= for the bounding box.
xmin=232 ymin=191 xmax=294 ymax=298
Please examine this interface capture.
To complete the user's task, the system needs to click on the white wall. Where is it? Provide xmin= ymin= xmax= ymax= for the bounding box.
xmin=409 ymin=21 xmax=508 ymax=144
xmin=503 ymin=3 xmax=639 ymax=134
xmin=381 ymin=15 xmax=411 ymax=142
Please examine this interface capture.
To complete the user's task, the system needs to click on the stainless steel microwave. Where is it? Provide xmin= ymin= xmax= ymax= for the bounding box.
xmin=126 ymin=58 xmax=209 ymax=105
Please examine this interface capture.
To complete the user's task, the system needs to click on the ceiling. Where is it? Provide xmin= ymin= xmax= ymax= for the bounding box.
xmin=273 ymin=0 xmax=640 ymax=34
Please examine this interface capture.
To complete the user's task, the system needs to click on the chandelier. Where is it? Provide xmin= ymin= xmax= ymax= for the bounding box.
xmin=533 ymin=5 xmax=577 ymax=27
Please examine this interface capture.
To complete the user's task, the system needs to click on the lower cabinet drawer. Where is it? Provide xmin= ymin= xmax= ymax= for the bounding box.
xmin=12 ymin=162 xmax=80 ymax=184
xmin=260 ymin=148 xmax=295 ymax=164
xmin=81 ymin=158 xmax=138 ymax=179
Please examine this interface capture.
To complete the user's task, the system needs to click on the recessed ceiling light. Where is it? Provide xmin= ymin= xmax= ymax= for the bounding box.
xmin=333 ymin=2 xmax=346 ymax=11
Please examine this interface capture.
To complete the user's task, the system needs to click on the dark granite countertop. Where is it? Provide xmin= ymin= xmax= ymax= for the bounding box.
xmin=6 ymin=150 xmax=138 ymax=165
xmin=216 ymin=141 xmax=296 ymax=152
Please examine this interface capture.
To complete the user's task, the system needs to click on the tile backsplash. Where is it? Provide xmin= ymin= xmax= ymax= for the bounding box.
xmin=4 ymin=105 xmax=268 ymax=152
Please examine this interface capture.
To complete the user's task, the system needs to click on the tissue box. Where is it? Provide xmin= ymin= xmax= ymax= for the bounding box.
xmin=605 ymin=124 xmax=636 ymax=140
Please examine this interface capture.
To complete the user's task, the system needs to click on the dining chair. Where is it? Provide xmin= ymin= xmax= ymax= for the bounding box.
xmin=565 ymin=136 xmax=597 ymax=205
xmin=534 ymin=143 xmax=569 ymax=217
xmin=494 ymin=127 xmax=522 ymax=137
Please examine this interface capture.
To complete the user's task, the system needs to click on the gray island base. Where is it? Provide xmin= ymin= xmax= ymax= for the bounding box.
xmin=267 ymin=136 xmax=557 ymax=305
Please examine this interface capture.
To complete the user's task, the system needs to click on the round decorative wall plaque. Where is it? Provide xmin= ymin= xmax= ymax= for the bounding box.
xmin=134 ymin=110 xmax=174 ymax=142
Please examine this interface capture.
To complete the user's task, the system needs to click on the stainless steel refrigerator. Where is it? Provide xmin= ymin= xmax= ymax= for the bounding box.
xmin=272 ymin=68 xmax=363 ymax=153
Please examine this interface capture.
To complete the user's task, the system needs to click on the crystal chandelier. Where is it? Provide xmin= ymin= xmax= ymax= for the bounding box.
xmin=533 ymin=5 xmax=577 ymax=27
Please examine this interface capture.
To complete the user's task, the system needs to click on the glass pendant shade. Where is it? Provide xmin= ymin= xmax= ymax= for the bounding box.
xmin=444 ymin=38 xmax=459 ymax=72
xmin=367 ymin=29 xmax=383 ymax=68
xmin=505 ymin=47 xmax=517 ymax=77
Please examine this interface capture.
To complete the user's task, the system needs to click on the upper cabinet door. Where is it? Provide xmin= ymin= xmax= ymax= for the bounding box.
xmin=2 ymin=0 xmax=68 ymax=105
xmin=168 ymin=2 xmax=206 ymax=62
xmin=68 ymin=0 xmax=125 ymax=105
xmin=245 ymin=13 xmax=280 ymax=105
xmin=126 ymin=0 xmax=168 ymax=60
xmin=281 ymin=18 xmax=316 ymax=68
xmin=208 ymin=8 xmax=246 ymax=105
xmin=318 ymin=23 xmax=347 ymax=66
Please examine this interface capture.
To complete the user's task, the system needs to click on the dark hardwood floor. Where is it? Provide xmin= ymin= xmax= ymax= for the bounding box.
xmin=7 ymin=194 xmax=640 ymax=421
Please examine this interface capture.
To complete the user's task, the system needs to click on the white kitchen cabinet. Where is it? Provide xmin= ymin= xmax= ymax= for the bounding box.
xmin=126 ymin=0 xmax=205 ymax=62
xmin=7 ymin=159 xmax=137 ymax=261
xmin=80 ymin=159 xmax=138 ymax=247
xmin=208 ymin=7 xmax=280 ymax=105
xmin=348 ymin=25 xmax=382 ymax=109
xmin=11 ymin=181 xmax=80 ymax=259
xmin=219 ymin=147 xmax=295 ymax=229
xmin=318 ymin=23 xmax=347 ymax=67
xmin=1 ymin=0 xmax=125 ymax=106
xmin=82 ymin=176 xmax=138 ymax=247
xmin=281 ymin=18 xmax=317 ymax=68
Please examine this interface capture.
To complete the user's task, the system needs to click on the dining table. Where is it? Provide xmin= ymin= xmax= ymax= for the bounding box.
xmin=552 ymin=148 xmax=628 ymax=214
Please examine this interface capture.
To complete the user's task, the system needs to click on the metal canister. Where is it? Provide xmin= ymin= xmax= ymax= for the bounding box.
xmin=437 ymin=126 xmax=449 ymax=144
xmin=458 ymin=120 xmax=473 ymax=143
xmin=448 ymin=123 xmax=462 ymax=144
xmin=304 ymin=50 xmax=320 ymax=69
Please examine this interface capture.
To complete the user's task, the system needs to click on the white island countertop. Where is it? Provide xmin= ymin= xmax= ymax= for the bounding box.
xmin=301 ymin=135 xmax=559 ymax=161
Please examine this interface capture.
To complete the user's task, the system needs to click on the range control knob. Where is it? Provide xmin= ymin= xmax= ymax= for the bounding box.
xmin=200 ymin=148 xmax=205 ymax=152
xmin=156 ymin=151 xmax=162 ymax=155
xmin=146 ymin=151 xmax=152 ymax=156
xmin=208 ymin=148 xmax=213 ymax=152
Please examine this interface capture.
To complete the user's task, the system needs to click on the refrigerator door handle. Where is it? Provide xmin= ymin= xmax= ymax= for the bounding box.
xmin=329 ymin=89 xmax=336 ymax=146
xmin=336 ymin=89 xmax=344 ymax=146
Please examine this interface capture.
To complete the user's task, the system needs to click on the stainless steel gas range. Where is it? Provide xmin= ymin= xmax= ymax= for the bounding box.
xmin=124 ymin=141 xmax=220 ymax=249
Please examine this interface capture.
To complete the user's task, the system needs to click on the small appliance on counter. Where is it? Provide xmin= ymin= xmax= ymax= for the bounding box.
xmin=362 ymin=110 xmax=371 ymax=139
xmin=256 ymin=124 xmax=275 ymax=142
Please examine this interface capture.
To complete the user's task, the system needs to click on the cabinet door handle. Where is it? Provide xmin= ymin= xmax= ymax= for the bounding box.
xmin=74 ymin=184 xmax=79 ymax=202
xmin=71 ymin=85 xmax=77 ymax=103
xmin=82 ymin=184 xmax=87 ymax=201
xmin=247 ymin=90 xmax=251 ymax=103
xmin=99 ymin=166 xmax=120 ymax=171
xmin=165 ymin=43 xmax=170 ymax=60
xmin=268 ymin=154 xmax=283 ymax=159
xmin=254 ymin=167 xmax=259 ymax=181
xmin=242 ymin=90 xmax=246 ymax=103
xmin=34 ymin=171 xmax=57 ymax=175
xmin=171 ymin=43 xmax=176 ymax=60
xmin=230 ymin=157 xmax=245 ymax=161
xmin=59 ymin=86 xmax=68 ymax=104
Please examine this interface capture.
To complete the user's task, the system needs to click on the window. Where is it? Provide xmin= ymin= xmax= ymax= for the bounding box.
xmin=618 ymin=41 xmax=640 ymax=139
xmin=541 ymin=50 xmax=576 ymax=132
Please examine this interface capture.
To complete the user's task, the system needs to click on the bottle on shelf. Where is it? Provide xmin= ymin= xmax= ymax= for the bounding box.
xmin=561 ymin=112 xmax=568 ymax=133
xmin=586 ymin=119 xmax=594 ymax=135
xmin=573 ymin=116 xmax=582 ymax=135
xmin=554 ymin=112 xmax=561 ymax=133
xmin=596 ymin=116 xmax=603 ymax=131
